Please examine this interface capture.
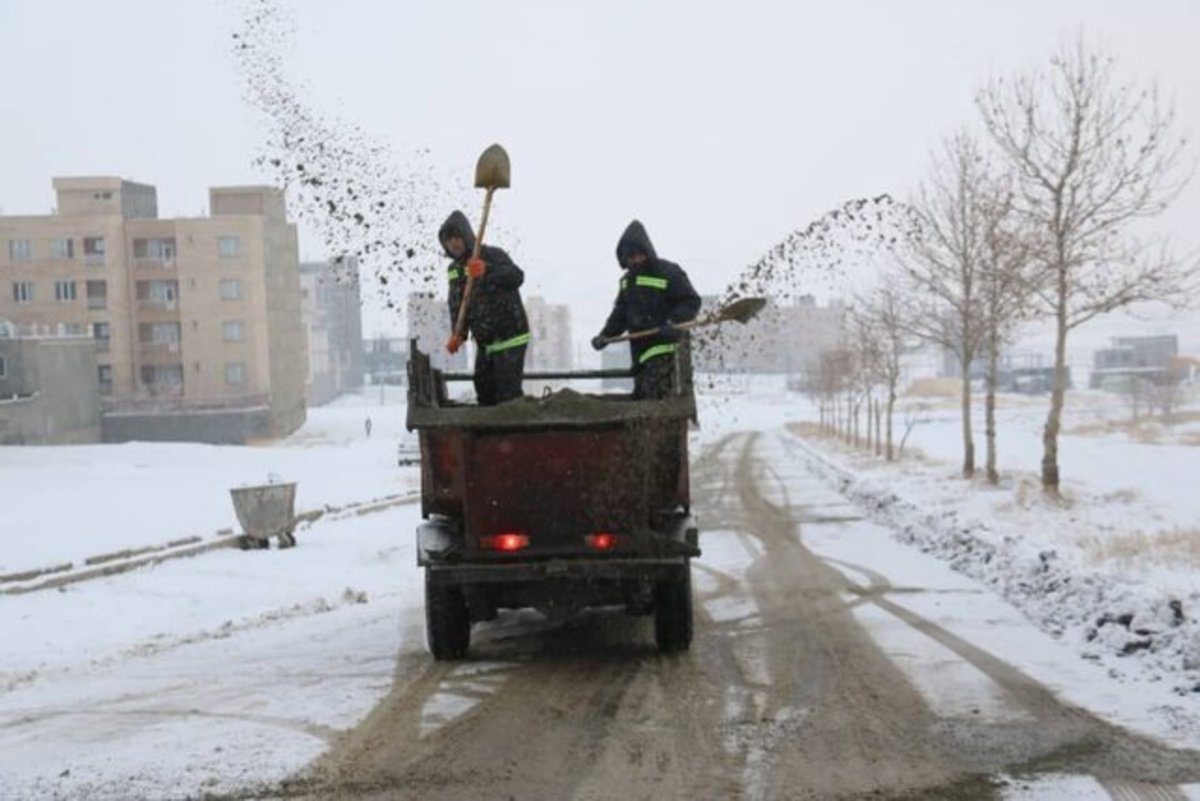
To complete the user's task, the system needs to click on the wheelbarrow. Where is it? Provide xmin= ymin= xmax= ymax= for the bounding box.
xmin=229 ymin=482 xmax=298 ymax=550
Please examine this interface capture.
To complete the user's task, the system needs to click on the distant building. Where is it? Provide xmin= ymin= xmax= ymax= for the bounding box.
xmin=693 ymin=294 xmax=845 ymax=375
xmin=300 ymin=258 xmax=364 ymax=405
xmin=364 ymin=336 xmax=409 ymax=385
xmin=0 ymin=177 xmax=307 ymax=443
xmin=1091 ymin=335 xmax=1179 ymax=389
xmin=0 ymin=328 xmax=100 ymax=444
xmin=943 ymin=349 xmax=1065 ymax=394
xmin=524 ymin=296 xmax=572 ymax=371
xmin=406 ymin=292 xmax=467 ymax=372
xmin=600 ymin=345 xmax=634 ymax=392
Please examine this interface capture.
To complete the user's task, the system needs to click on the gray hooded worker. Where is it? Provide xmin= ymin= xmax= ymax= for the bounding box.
xmin=592 ymin=221 xmax=701 ymax=399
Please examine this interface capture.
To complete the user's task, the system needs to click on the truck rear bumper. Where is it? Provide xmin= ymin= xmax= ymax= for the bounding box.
xmin=426 ymin=557 xmax=688 ymax=586
xmin=417 ymin=514 xmax=700 ymax=568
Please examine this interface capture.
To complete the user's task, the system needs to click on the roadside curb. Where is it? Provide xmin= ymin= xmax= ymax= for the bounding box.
xmin=1 ymin=491 xmax=421 ymax=596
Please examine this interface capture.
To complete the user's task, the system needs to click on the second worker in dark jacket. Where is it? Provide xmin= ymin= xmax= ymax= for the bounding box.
xmin=592 ymin=221 xmax=701 ymax=400
xmin=439 ymin=210 xmax=530 ymax=406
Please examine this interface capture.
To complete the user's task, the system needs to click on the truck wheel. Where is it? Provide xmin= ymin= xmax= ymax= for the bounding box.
xmin=426 ymin=575 xmax=470 ymax=661
xmin=654 ymin=565 xmax=693 ymax=653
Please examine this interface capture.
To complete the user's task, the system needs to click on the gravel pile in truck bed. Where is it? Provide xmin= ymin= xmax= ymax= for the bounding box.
xmin=407 ymin=388 xmax=695 ymax=430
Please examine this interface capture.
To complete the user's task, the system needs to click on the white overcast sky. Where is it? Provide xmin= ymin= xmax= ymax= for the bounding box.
xmin=2 ymin=1 xmax=1198 ymax=351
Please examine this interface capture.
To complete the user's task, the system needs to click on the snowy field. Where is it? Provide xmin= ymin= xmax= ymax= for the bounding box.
xmin=788 ymin=385 xmax=1200 ymax=698
xmin=2 ymin=377 xmax=1199 ymax=798
xmin=0 ymin=386 xmax=419 ymax=576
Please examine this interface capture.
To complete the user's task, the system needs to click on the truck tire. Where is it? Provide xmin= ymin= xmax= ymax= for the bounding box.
xmin=654 ymin=564 xmax=693 ymax=653
xmin=426 ymin=574 xmax=470 ymax=660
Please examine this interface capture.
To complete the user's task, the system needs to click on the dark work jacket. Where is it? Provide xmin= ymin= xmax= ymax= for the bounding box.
xmin=600 ymin=221 xmax=701 ymax=366
xmin=439 ymin=210 xmax=529 ymax=348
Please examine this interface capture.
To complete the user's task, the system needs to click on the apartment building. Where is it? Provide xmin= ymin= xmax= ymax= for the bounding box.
xmin=0 ymin=177 xmax=306 ymax=443
xmin=406 ymin=291 xmax=468 ymax=372
xmin=299 ymin=258 xmax=364 ymax=405
xmin=523 ymin=295 xmax=573 ymax=372
xmin=692 ymin=294 xmax=846 ymax=375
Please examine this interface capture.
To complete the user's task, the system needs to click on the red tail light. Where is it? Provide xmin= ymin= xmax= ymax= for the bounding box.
xmin=480 ymin=532 xmax=529 ymax=552
xmin=586 ymin=532 xmax=618 ymax=551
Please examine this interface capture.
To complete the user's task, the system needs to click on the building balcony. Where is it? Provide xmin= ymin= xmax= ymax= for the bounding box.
xmin=138 ymin=341 xmax=181 ymax=360
xmin=135 ymin=257 xmax=176 ymax=271
xmin=88 ymin=298 xmax=108 ymax=310
xmin=136 ymin=299 xmax=179 ymax=314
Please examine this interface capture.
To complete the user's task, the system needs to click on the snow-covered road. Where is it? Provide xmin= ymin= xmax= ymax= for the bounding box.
xmin=2 ymin=398 xmax=1199 ymax=799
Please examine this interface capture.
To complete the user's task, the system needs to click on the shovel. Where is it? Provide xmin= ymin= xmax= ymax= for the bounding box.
xmin=603 ymin=296 xmax=767 ymax=344
xmin=451 ymin=144 xmax=511 ymax=346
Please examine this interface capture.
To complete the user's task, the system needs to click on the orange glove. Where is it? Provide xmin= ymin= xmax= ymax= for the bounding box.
xmin=467 ymin=258 xmax=487 ymax=279
xmin=446 ymin=334 xmax=464 ymax=355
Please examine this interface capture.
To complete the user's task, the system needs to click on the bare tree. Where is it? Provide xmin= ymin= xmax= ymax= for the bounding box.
xmin=807 ymin=348 xmax=853 ymax=438
xmin=898 ymin=133 xmax=991 ymax=477
xmin=977 ymin=177 xmax=1039 ymax=483
xmin=848 ymin=309 xmax=884 ymax=451
xmin=852 ymin=285 xmax=911 ymax=460
xmin=1147 ymin=367 xmax=1187 ymax=424
xmin=978 ymin=33 xmax=1195 ymax=492
xmin=898 ymin=401 xmax=930 ymax=456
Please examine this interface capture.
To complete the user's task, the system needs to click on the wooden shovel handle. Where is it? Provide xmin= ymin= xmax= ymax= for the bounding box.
xmin=452 ymin=187 xmax=496 ymax=341
xmin=604 ymin=317 xmax=702 ymax=345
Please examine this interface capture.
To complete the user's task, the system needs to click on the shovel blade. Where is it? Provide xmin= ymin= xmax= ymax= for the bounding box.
xmin=475 ymin=144 xmax=511 ymax=190
xmin=720 ymin=297 xmax=767 ymax=325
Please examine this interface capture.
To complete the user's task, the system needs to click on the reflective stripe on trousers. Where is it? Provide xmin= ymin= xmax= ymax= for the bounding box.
xmin=638 ymin=343 xmax=676 ymax=364
xmin=483 ymin=331 xmax=532 ymax=355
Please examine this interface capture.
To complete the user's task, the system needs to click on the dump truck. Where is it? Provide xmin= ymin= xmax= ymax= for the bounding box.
xmin=406 ymin=341 xmax=699 ymax=659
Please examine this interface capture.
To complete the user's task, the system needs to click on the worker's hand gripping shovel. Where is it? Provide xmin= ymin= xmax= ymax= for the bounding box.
xmin=447 ymin=144 xmax=511 ymax=354
xmin=602 ymin=296 xmax=767 ymax=344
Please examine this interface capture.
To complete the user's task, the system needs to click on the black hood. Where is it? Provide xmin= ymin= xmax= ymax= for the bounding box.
xmin=438 ymin=210 xmax=476 ymax=258
xmin=615 ymin=220 xmax=658 ymax=269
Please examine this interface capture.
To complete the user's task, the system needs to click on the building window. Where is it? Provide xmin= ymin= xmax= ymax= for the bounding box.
xmin=0 ymin=355 xmax=6 ymax=380
xmin=8 ymin=239 xmax=32 ymax=262
xmin=139 ymin=322 xmax=181 ymax=345
xmin=225 ymin=362 xmax=246 ymax=385
xmin=51 ymin=238 xmax=75 ymax=259
xmin=86 ymin=280 xmax=108 ymax=309
xmin=133 ymin=237 xmax=177 ymax=265
xmin=223 ymin=320 xmax=245 ymax=342
xmin=93 ymin=322 xmax=111 ymax=352
xmin=136 ymin=280 xmax=177 ymax=304
xmin=60 ymin=323 xmax=84 ymax=336
xmin=12 ymin=281 xmax=34 ymax=304
xmin=54 ymin=280 xmax=77 ymax=302
xmin=218 ymin=236 xmax=241 ymax=259
xmin=83 ymin=237 xmax=105 ymax=266
xmin=220 ymin=278 xmax=242 ymax=301
xmin=140 ymin=364 xmax=183 ymax=395
xmin=98 ymin=364 xmax=113 ymax=395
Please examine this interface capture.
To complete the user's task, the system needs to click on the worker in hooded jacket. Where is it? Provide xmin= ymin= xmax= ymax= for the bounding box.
xmin=439 ymin=210 xmax=531 ymax=406
xmin=592 ymin=221 xmax=701 ymax=400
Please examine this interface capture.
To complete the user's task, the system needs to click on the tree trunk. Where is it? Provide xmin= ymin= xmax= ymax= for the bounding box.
xmin=961 ymin=354 xmax=976 ymax=478
xmin=886 ymin=388 xmax=896 ymax=461
xmin=985 ymin=330 xmax=999 ymax=484
xmin=1042 ymin=271 xmax=1069 ymax=492
xmin=868 ymin=393 xmax=878 ymax=450
xmin=874 ymin=398 xmax=883 ymax=456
